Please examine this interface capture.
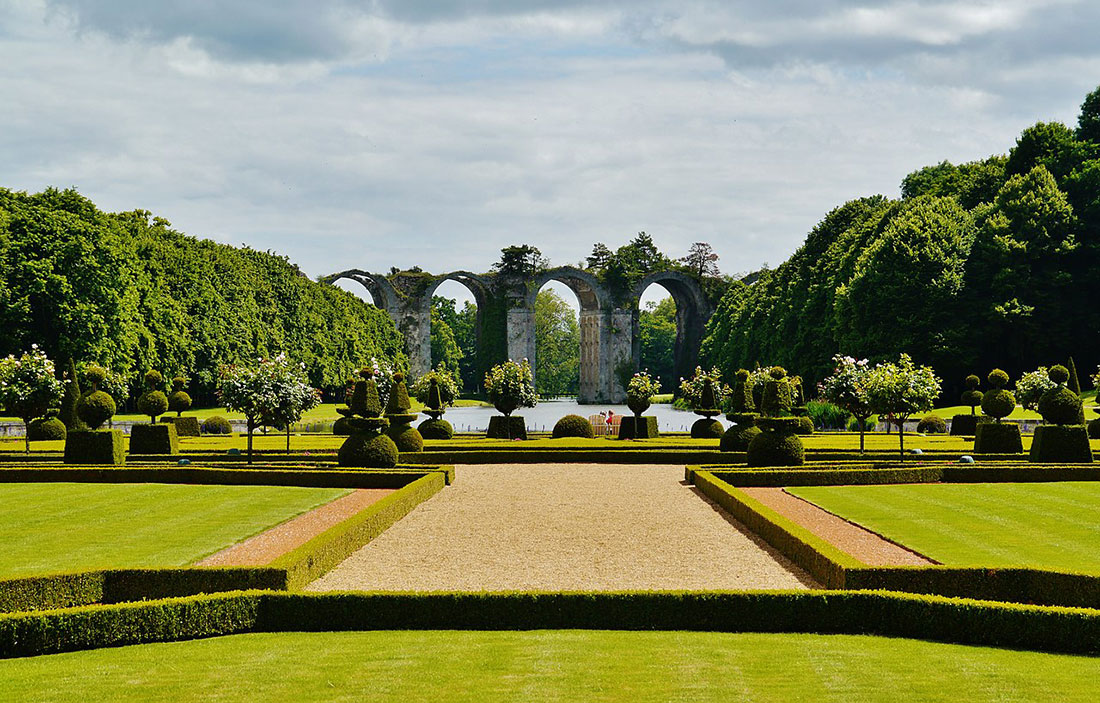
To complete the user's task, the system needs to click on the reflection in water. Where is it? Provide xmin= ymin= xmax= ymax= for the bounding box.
xmin=443 ymin=399 xmax=727 ymax=433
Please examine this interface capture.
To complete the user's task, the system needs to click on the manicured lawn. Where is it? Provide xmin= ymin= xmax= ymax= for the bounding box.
xmin=0 ymin=483 xmax=349 ymax=578
xmin=788 ymin=482 xmax=1100 ymax=572
xmin=3 ymin=630 xmax=1099 ymax=702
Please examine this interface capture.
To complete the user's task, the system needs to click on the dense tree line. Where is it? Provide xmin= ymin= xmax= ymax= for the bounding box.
xmin=0 ymin=187 xmax=405 ymax=403
xmin=701 ymin=86 xmax=1100 ymax=394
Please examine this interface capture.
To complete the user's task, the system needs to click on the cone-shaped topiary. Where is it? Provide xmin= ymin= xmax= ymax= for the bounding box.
xmin=337 ymin=368 xmax=398 ymax=467
xmin=426 ymin=378 xmax=444 ymax=414
xmin=385 ymin=372 xmax=423 ymax=452
xmin=168 ymin=377 xmax=192 ymax=417
xmin=385 ymin=372 xmax=412 ymax=414
xmin=1067 ymin=357 xmax=1082 ymax=396
xmin=553 ymin=414 xmax=595 ymax=439
xmin=58 ymin=358 xmax=86 ymax=431
xmin=748 ymin=367 xmax=804 ymax=466
xmin=980 ymin=369 xmax=1015 ymax=421
xmin=137 ymin=369 xmax=169 ymax=424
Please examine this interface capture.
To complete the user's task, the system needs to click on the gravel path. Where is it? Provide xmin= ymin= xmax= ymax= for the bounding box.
xmin=197 ymin=489 xmax=394 ymax=567
xmin=307 ymin=464 xmax=816 ymax=592
xmin=740 ymin=487 xmax=935 ymax=567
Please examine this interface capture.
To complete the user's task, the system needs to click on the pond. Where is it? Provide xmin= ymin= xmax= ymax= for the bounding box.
xmin=443 ymin=399 xmax=729 ymax=433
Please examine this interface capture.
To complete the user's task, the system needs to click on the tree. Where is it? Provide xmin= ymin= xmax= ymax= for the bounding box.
xmin=432 ymin=296 xmax=478 ymax=392
xmin=1077 ymin=85 xmax=1100 ymax=144
xmin=679 ymin=242 xmax=720 ymax=278
xmin=0 ymin=346 xmax=64 ymax=453
xmin=638 ymin=297 xmax=676 ymax=392
xmin=429 ymin=306 xmax=463 ymax=385
xmin=491 ymin=245 xmax=549 ymax=277
xmin=865 ymin=354 xmax=941 ymax=459
xmin=585 ymin=243 xmax=613 ymax=271
xmin=484 ymin=360 xmax=536 ymax=416
xmin=821 ymin=354 xmax=874 ymax=454
xmin=218 ymin=356 xmax=319 ymax=462
xmin=534 ymin=289 xmax=580 ymax=397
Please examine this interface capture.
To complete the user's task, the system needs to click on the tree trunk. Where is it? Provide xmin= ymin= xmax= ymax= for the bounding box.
xmin=897 ymin=417 xmax=906 ymax=459
xmin=286 ymin=424 xmax=291 ymax=455
xmin=247 ymin=418 xmax=255 ymax=465
xmin=23 ymin=419 xmax=30 ymax=454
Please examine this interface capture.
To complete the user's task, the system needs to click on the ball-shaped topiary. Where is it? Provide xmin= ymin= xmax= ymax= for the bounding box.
xmin=138 ymin=390 xmax=169 ymax=422
xmin=337 ymin=431 xmax=399 ymax=468
xmin=960 ymin=374 xmax=983 ymax=413
xmin=690 ymin=418 xmax=723 ymax=438
xmin=388 ymin=423 xmax=424 ymax=452
xmin=980 ymin=369 xmax=1015 ymax=421
xmin=916 ymin=414 xmax=947 ymax=434
xmin=28 ymin=416 xmax=67 ymax=441
xmin=168 ymin=377 xmax=192 ymax=416
xmin=1038 ymin=387 xmax=1083 ymax=425
xmin=84 ymin=365 xmax=107 ymax=389
xmin=747 ymin=429 xmax=805 ymax=467
xmin=794 ymin=415 xmax=815 ymax=435
xmin=201 ymin=415 xmax=232 ymax=435
xmin=332 ymin=416 xmax=352 ymax=436
xmin=77 ymin=390 xmax=116 ymax=430
xmin=418 ymin=418 xmax=454 ymax=440
xmin=719 ymin=423 xmax=761 ymax=452
xmin=552 ymin=414 xmax=595 ymax=439
xmin=1049 ymin=365 xmax=1070 ymax=386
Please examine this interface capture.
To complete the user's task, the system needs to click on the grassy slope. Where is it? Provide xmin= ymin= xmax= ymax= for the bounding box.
xmin=789 ymin=482 xmax=1100 ymax=573
xmin=3 ymin=631 xmax=1099 ymax=702
xmin=0 ymin=483 xmax=348 ymax=578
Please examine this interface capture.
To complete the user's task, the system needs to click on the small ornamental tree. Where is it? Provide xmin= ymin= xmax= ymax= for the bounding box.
xmin=411 ymin=366 xmax=459 ymax=415
xmin=1016 ymin=367 xmax=1057 ymax=411
xmin=484 ymin=360 xmax=536 ymax=417
xmin=865 ymin=354 xmax=941 ymax=458
xmin=267 ymin=358 xmax=322 ymax=454
xmin=77 ymin=365 xmax=118 ymax=430
xmin=822 ymin=355 xmax=874 ymax=454
xmin=626 ymin=371 xmax=661 ymax=417
xmin=219 ymin=356 xmax=319 ymax=463
xmin=137 ymin=370 xmax=169 ymax=424
xmin=0 ymin=346 xmax=64 ymax=453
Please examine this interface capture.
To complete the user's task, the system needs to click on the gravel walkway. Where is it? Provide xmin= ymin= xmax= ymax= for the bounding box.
xmin=740 ymin=487 xmax=935 ymax=567
xmin=307 ymin=464 xmax=816 ymax=592
xmin=197 ymin=489 xmax=394 ymax=567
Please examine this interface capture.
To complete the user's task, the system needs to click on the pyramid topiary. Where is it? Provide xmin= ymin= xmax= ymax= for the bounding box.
xmin=385 ymin=372 xmax=423 ymax=452
xmin=337 ymin=368 xmax=398 ymax=468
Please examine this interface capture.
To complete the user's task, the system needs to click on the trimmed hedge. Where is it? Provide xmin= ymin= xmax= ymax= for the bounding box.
xmin=1029 ymin=425 xmax=1093 ymax=464
xmin=618 ymin=416 xmax=659 ymax=440
xmin=8 ymin=589 xmax=1100 ymax=658
xmin=0 ymin=466 xmax=454 ymax=489
xmin=272 ymin=472 xmax=446 ymax=589
xmin=552 ymin=415 xmax=595 ymax=439
xmin=129 ymin=422 xmax=179 ymax=455
xmin=162 ymin=416 xmax=201 ymax=437
xmin=487 ymin=416 xmax=527 ymax=440
xmin=973 ymin=421 xmax=1023 ymax=454
xmin=949 ymin=414 xmax=981 ymax=436
xmin=63 ymin=430 xmax=125 ymax=465
xmin=691 ymin=463 xmax=1100 ymax=488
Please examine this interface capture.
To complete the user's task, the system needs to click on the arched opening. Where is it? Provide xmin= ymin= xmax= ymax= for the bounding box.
xmin=533 ymin=280 xmax=581 ymax=399
xmin=632 ymin=272 xmax=709 ymax=392
xmin=426 ymin=278 xmax=482 ymax=395
xmin=331 ymin=277 xmax=379 ymax=307
xmin=637 ymin=283 xmax=678 ymax=393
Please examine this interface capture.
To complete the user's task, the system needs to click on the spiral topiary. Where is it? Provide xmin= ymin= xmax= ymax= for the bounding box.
xmin=137 ymin=369 xmax=169 ymax=424
xmin=553 ymin=414 xmax=595 ymax=439
xmin=980 ymin=369 xmax=1015 ymax=421
xmin=201 ymin=415 xmax=233 ymax=435
xmin=916 ymin=414 xmax=947 ymax=434
xmin=168 ymin=377 xmax=192 ymax=417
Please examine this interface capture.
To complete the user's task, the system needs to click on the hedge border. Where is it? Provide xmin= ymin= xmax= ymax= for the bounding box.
xmin=0 ymin=469 xmax=449 ymax=612
xmin=687 ymin=463 xmax=1100 ymax=487
xmin=0 ymin=465 xmax=453 ymax=487
xmin=690 ymin=469 xmax=1100 ymax=609
xmin=5 ymin=589 xmax=1100 ymax=658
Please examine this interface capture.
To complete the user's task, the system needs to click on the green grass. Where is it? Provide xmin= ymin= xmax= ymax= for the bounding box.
xmin=788 ymin=482 xmax=1100 ymax=572
xmin=2 ymin=630 xmax=1098 ymax=702
xmin=0 ymin=483 xmax=349 ymax=578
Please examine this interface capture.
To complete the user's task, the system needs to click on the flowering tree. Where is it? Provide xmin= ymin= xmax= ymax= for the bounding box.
xmin=865 ymin=354 xmax=942 ymax=458
xmin=218 ymin=355 xmax=320 ymax=462
xmin=1016 ymin=367 xmax=1058 ymax=411
xmin=626 ymin=371 xmax=662 ymax=417
xmin=821 ymin=354 xmax=874 ymax=454
xmin=484 ymin=359 xmax=536 ymax=416
xmin=0 ymin=346 xmax=64 ymax=453
xmin=411 ymin=366 xmax=460 ymax=410
xmin=678 ymin=366 xmax=730 ymax=410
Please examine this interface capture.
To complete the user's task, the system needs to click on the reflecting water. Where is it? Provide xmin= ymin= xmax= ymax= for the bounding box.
xmin=442 ymin=399 xmax=728 ymax=433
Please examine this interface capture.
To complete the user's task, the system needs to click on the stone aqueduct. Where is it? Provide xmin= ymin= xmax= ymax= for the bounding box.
xmin=322 ymin=267 xmax=714 ymax=404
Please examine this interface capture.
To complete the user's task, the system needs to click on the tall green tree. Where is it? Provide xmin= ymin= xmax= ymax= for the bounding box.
xmin=534 ymin=289 xmax=580 ymax=397
xmin=638 ymin=297 xmax=676 ymax=392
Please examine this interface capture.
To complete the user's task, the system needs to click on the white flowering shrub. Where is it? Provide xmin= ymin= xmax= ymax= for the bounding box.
xmin=411 ymin=365 xmax=460 ymax=408
xmin=218 ymin=354 xmax=320 ymax=460
xmin=0 ymin=345 xmax=64 ymax=452
xmin=1017 ymin=367 xmax=1058 ymax=411
xmin=484 ymin=359 xmax=536 ymax=416
xmin=865 ymin=353 xmax=941 ymax=457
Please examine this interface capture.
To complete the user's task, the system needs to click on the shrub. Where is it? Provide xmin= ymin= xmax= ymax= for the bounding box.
xmin=129 ymin=423 xmax=179 ymax=455
xmin=553 ymin=414 xmax=595 ymax=439
xmin=58 ymin=358 xmax=85 ymax=431
xmin=337 ymin=432 xmax=399 ymax=468
xmin=487 ymin=416 xmax=527 ymax=440
xmin=619 ymin=415 xmax=659 ymax=440
xmin=949 ymin=414 xmax=981 ymax=436
xmin=1017 ymin=367 xmax=1058 ymax=410
xmin=388 ymin=423 xmax=424 ymax=452
xmin=974 ymin=421 xmax=1023 ymax=454
xmin=202 ymin=416 xmax=233 ymax=435
xmin=916 ymin=414 xmax=947 ymax=434
xmin=484 ymin=360 xmax=536 ymax=416
xmin=626 ymin=371 xmax=661 ymax=416
xmin=1037 ymin=366 xmax=1083 ymax=426
xmin=77 ymin=390 xmax=116 ymax=430
xmin=63 ymin=429 xmax=125 ymax=465
xmin=720 ymin=422 xmax=760 ymax=451
xmin=27 ymin=416 xmax=67 ymax=441
xmin=981 ymin=369 xmax=1016 ymax=420
xmin=332 ymin=416 xmax=352 ymax=436
xmin=794 ymin=416 xmax=815 ymax=435
xmin=418 ymin=418 xmax=454 ymax=440
xmin=960 ymin=374 xmax=983 ymax=413
xmin=679 ymin=367 xmax=729 ymax=413
xmin=690 ymin=418 xmax=723 ymax=438
xmin=410 ymin=367 xmax=459 ymax=410
xmin=168 ymin=377 xmax=192 ymax=416
xmin=747 ymin=427 xmax=805 ymax=467
xmin=847 ymin=416 xmax=875 ymax=432
xmin=804 ymin=400 xmax=849 ymax=430
xmin=167 ymin=416 xmax=201 ymax=437
xmin=1029 ymin=425 xmax=1093 ymax=463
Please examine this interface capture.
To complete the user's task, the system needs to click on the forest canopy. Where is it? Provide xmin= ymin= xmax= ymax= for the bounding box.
xmin=701 ymin=85 xmax=1100 ymax=392
xmin=0 ymin=187 xmax=406 ymax=401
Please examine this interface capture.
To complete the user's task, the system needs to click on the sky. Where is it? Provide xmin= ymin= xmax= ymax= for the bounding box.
xmin=2 ymin=1 xmax=1098 ymax=309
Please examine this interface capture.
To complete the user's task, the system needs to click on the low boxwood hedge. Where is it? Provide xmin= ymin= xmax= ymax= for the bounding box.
xmin=0 ymin=465 xmax=453 ymax=488
xmin=5 ymin=589 xmax=1100 ymax=658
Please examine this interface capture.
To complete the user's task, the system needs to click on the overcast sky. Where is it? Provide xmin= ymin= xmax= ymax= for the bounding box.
xmin=2 ymin=1 xmax=1098 ymax=302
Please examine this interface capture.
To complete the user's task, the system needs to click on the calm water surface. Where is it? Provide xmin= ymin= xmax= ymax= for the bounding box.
xmin=442 ymin=399 xmax=728 ymax=433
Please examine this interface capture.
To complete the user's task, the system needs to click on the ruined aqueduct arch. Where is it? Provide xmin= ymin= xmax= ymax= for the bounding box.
xmin=322 ymin=265 xmax=714 ymax=404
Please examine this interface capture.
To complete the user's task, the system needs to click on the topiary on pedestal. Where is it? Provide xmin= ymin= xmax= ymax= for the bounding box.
xmin=974 ymin=369 xmax=1022 ymax=454
xmin=1030 ymin=365 xmax=1092 ymax=463
xmin=680 ymin=367 xmax=726 ymax=439
xmin=385 ymin=372 xmax=423 ymax=452
xmin=67 ymin=364 xmax=124 ymax=464
xmin=412 ymin=368 xmax=457 ymax=440
xmin=131 ymin=369 xmax=178 ymax=455
xmin=620 ymin=371 xmax=661 ymax=439
xmin=951 ymin=374 xmax=984 ymax=435
xmin=337 ymin=368 xmax=398 ymax=467
xmin=165 ymin=376 xmax=200 ymax=436
xmin=721 ymin=369 xmax=761 ymax=452
xmin=747 ymin=367 xmax=805 ymax=466
xmin=484 ymin=360 xmax=535 ymax=440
